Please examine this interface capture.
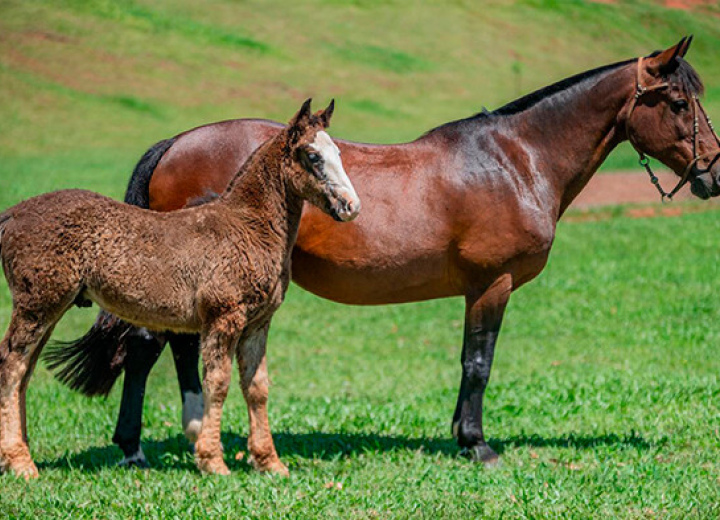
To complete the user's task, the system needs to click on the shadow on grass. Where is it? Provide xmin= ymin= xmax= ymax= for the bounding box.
xmin=37 ymin=430 xmax=655 ymax=473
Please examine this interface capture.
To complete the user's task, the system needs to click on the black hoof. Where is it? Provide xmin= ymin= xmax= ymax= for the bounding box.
xmin=462 ymin=444 xmax=500 ymax=466
xmin=117 ymin=449 xmax=149 ymax=469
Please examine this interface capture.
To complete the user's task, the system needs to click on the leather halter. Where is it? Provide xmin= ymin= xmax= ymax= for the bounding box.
xmin=625 ymin=57 xmax=720 ymax=200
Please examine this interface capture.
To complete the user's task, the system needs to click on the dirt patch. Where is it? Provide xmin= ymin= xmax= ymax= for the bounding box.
xmin=566 ymin=170 xmax=720 ymax=222
xmin=663 ymin=0 xmax=716 ymax=9
xmin=571 ymin=170 xmax=696 ymax=209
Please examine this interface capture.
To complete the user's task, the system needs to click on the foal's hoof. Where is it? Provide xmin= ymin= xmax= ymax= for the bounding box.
xmin=250 ymin=457 xmax=289 ymax=477
xmin=4 ymin=461 xmax=39 ymax=480
xmin=196 ymin=455 xmax=230 ymax=476
xmin=462 ymin=444 xmax=500 ymax=467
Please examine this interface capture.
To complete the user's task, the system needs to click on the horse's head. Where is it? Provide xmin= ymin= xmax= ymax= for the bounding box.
xmin=625 ymin=36 xmax=720 ymax=199
xmin=283 ymin=98 xmax=361 ymax=221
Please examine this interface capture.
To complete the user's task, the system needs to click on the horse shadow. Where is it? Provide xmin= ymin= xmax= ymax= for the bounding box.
xmin=38 ymin=430 xmax=656 ymax=473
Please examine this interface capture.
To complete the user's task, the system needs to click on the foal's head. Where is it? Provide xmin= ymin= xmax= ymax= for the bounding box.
xmin=625 ymin=37 xmax=720 ymax=199
xmin=283 ymin=99 xmax=361 ymax=221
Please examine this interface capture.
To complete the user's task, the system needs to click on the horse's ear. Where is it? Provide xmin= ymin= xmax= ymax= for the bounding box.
xmin=288 ymin=98 xmax=313 ymax=143
xmin=317 ymin=99 xmax=334 ymax=128
xmin=648 ymin=36 xmax=690 ymax=76
xmin=679 ymin=34 xmax=693 ymax=58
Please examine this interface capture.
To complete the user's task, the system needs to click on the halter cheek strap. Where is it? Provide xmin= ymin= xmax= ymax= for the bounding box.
xmin=625 ymin=57 xmax=720 ymax=200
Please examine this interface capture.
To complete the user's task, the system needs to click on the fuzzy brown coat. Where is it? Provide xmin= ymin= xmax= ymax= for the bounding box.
xmin=0 ymin=100 xmax=356 ymax=478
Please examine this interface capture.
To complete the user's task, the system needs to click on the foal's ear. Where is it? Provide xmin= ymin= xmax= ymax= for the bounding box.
xmin=316 ymin=99 xmax=334 ymax=129
xmin=648 ymin=36 xmax=692 ymax=76
xmin=288 ymin=98 xmax=312 ymax=130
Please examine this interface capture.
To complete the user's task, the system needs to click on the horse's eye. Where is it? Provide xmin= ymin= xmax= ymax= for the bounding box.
xmin=307 ymin=152 xmax=321 ymax=163
xmin=672 ymin=99 xmax=689 ymax=111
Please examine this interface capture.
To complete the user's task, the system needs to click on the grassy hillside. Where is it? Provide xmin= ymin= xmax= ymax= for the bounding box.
xmin=2 ymin=0 xmax=720 ymax=205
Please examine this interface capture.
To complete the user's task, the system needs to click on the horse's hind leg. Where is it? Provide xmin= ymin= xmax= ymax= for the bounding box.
xmin=113 ymin=328 xmax=166 ymax=468
xmin=169 ymin=333 xmax=203 ymax=444
xmin=0 ymin=310 xmax=56 ymax=479
xmin=237 ymin=324 xmax=287 ymax=476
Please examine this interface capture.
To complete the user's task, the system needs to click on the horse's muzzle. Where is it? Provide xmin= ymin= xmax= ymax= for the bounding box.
xmin=690 ymin=158 xmax=720 ymax=199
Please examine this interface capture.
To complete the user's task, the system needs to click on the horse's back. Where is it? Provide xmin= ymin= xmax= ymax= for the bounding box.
xmin=149 ymin=119 xmax=284 ymax=211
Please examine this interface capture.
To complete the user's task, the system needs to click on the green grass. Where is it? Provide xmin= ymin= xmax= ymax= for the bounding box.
xmin=1 ymin=0 xmax=720 ymax=169
xmin=1 ymin=208 xmax=719 ymax=518
xmin=2 ymin=0 xmax=720 ymax=518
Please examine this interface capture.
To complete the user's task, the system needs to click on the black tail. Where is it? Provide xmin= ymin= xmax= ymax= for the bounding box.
xmin=44 ymin=311 xmax=134 ymax=397
xmin=124 ymin=137 xmax=176 ymax=206
xmin=43 ymin=138 xmax=176 ymax=396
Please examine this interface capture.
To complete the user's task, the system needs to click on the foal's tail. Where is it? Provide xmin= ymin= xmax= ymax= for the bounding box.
xmin=43 ymin=137 xmax=176 ymax=397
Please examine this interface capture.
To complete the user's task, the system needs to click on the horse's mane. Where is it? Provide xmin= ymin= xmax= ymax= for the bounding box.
xmin=426 ymin=53 xmax=704 ymax=136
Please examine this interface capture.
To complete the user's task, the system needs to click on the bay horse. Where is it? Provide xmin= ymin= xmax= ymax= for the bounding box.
xmin=47 ymin=38 xmax=720 ymax=468
xmin=0 ymin=99 xmax=360 ymax=479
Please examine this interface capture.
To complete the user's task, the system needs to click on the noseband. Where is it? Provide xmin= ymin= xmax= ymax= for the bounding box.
xmin=625 ymin=57 xmax=720 ymax=200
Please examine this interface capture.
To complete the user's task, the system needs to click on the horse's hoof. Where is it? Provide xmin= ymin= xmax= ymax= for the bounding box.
xmin=196 ymin=455 xmax=230 ymax=476
xmin=462 ymin=444 xmax=500 ymax=467
xmin=118 ymin=449 xmax=149 ymax=469
xmin=249 ymin=456 xmax=290 ymax=477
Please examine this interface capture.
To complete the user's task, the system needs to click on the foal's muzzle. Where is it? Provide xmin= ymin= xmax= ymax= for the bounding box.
xmin=328 ymin=189 xmax=361 ymax=222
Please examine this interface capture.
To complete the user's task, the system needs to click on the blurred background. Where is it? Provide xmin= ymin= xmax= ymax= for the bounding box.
xmin=1 ymin=0 xmax=719 ymax=205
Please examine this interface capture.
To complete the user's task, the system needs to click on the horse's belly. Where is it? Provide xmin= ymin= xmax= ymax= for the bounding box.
xmin=290 ymin=250 xmax=459 ymax=305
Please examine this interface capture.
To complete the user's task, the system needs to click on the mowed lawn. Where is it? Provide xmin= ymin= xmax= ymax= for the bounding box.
xmin=0 ymin=195 xmax=719 ymax=517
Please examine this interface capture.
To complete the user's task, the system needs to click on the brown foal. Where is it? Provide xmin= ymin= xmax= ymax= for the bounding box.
xmin=0 ymin=100 xmax=360 ymax=479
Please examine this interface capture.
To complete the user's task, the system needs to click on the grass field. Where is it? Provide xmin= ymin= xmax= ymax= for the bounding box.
xmin=1 ymin=209 xmax=719 ymax=518
xmin=1 ymin=1 xmax=720 ymax=518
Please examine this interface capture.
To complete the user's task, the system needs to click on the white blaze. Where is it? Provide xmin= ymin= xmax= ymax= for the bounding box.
xmin=310 ymin=131 xmax=361 ymax=220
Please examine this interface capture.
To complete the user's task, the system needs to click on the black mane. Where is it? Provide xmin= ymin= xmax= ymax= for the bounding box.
xmin=426 ymin=53 xmax=704 ymax=136
xmin=671 ymin=57 xmax=704 ymax=97
xmin=492 ymin=59 xmax=634 ymax=117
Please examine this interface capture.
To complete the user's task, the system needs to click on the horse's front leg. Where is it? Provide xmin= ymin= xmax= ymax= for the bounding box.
xmin=169 ymin=333 xmax=203 ymax=444
xmin=237 ymin=323 xmax=287 ymax=476
xmin=194 ymin=319 xmax=242 ymax=476
xmin=452 ymin=274 xmax=512 ymax=465
xmin=113 ymin=329 xmax=166 ymax=468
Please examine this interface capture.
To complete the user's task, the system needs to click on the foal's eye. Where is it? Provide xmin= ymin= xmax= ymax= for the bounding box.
xmin=307 ymin=152 xmax=321 ymax=163
xmin=672 ymin=99 xmax=689 ymax=111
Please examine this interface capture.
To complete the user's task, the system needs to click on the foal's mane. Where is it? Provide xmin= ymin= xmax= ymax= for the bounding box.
xmin=426 ymin=53 xmax=704 ymax=136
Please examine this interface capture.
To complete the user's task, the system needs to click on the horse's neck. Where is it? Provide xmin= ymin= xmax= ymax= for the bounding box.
xmin=222 ymin=141 xmax=304 ymax=253
xmin=511 ymin=65 xmax=635 ymax=216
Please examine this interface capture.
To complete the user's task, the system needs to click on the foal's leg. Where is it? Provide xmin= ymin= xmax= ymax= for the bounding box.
xmin=19 ymin=328 xmax=53 ymax=444
xmin=452 ymin=275 xmax=512 ymax=465
xmin=237 ymin=324 xmax=287 ymax=476
xmin=0 ymin=310 xmax=56 ymax=479
xmin=113 ymin=328 xmax=166 ymax=467
xmin=194 ymin=324 xmax=239 ymax=476
xmin=169 ymin=333 xmax=203 ymax=444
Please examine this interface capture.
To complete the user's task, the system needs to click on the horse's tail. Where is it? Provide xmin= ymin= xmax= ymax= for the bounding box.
xmin=43 ymin=137 xmax=176 ymax=397
xmin=43 ymin=311 xmax=135 ymax=397
xmin=124 ymin=137 xmax=176 ymax=206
